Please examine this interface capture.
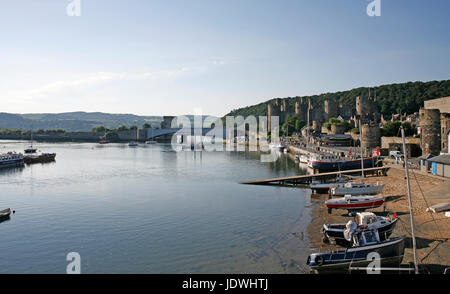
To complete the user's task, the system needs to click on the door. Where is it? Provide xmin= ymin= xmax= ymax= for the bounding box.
xmin=432 ymin=162 xmax=437 ymax=175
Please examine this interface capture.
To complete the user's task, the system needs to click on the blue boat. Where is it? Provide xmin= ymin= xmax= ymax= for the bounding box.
xmin=0 ymin=153 xmax=24 ymax=168
xmin=307 ymin=230 xmax=405 ymax=274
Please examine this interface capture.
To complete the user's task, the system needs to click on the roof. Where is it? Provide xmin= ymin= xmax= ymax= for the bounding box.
xmin=418 ymin=154 xmax=434 ymax=160
xmin=427 ymin=154 xmax=450 ymax=165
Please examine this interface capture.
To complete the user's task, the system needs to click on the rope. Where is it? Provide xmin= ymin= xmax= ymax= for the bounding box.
xmin=410 ymin=168 xmax=445 ymax=240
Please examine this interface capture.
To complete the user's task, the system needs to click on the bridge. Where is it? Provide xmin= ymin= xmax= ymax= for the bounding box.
xmin=144 ymin=128 xmax=226 ymax=140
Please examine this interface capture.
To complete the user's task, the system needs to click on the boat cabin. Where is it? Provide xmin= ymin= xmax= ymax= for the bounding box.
xmin=352 ymin=230 xmax=380 ymax=247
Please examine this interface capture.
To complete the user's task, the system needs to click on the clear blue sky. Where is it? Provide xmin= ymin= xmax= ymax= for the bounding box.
xmin=1 ymin=0 xmax=449 ymax=116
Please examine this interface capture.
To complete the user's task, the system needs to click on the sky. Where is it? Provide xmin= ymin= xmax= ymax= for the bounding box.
xmin=0 ymin=0 xmax=449 ymax=117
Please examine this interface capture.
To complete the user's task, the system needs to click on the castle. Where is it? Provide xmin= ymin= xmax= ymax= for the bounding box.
xmin=267 ymin=95 xmax=380 ymax=131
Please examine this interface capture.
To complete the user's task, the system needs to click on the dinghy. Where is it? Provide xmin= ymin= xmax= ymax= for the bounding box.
xmin=0 ymin=208 xmax=11 ymax=219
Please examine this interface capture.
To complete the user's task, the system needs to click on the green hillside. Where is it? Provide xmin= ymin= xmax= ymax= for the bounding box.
xmin=225 ymin=79 xmax=450 ymax=118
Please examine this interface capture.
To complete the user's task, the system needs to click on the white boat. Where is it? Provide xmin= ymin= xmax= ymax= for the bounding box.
xmin=322 ymin=212 xmax=399 ymax=246
xmin=331 ymin=182 xmax=385 ymax=196
xmin=145 ymin=141 xmax=156 ymax=144
xmin=326 ymin=194 xmax=385 ymax=214
xmin=0 ymin=152 xmax=24 ymax=168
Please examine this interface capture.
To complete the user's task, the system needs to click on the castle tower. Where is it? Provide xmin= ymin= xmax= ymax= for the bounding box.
xmin=419 ymin=108 xmax=441 ymax=155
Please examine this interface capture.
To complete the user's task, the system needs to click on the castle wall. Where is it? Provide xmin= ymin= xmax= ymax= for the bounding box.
xmin=361 ymin=124 xmax=381 ymax=149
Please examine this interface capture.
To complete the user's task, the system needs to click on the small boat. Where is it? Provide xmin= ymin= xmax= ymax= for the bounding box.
xmin=0 ymin=208 xmax=11 ymax=219
xmin=322 ymin=212 xmax=399 ymax=246
xmin=330 ymin=182 xmax=385 ymax=196
xmin=99 ymin=140 xmax=110 ymax=144
xmin=145 ymin=140 xmax=156 ymax=144
xmin=128 ymin=141 xmax=138 ymax=147
xmin=310 ymin=178 xmax=346 ymax=194
xmin=307 ymin=230 xmax=405 ymax=274
xmin=325 ymin=194 xmax=384 ymax=214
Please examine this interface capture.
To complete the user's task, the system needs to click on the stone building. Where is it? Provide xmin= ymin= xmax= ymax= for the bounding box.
xmin=421 ymin=96 xmax=450 ymax=154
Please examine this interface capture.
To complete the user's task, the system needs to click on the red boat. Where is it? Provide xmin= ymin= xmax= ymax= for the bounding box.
xmin=325 ymin=195 xmax=384 ymax=214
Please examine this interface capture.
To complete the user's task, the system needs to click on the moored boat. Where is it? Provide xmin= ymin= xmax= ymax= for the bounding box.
xmin=24 ymin=152 xmax=56 ymax=164
xmin=0 ymin=208 xmax=11 ymax=219
xmin=310 ymin=178 xmax=346 ymax=194
xmin=307 ymin=230 xmax=405 ymax=274
xmin=309 ymin=155 xmax=376 ymax=172
xmin=0 ymin=152 xmax=24 ymax=168
xmin=325 ymin=194 xmax=385 ymax=214
xmin=322 ymin=212 xmax=399 ymax=246
xmin=330 ymin=182 xmax=385 ymax=196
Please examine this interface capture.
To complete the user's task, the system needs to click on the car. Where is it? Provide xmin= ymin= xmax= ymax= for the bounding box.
xmin=389 ymin=150 xmax=404 ymax=160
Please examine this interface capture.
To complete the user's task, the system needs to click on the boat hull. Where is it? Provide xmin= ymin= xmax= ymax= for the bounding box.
xmin=325 ymin=196 xmax=385 ymax=212
xmin=307 ymin=237 xmax=405 ymax=274
xmin=332 ymin=185 xmax=385 ymax=196
xmin=310 ymin=157 xmax=375 ymax=172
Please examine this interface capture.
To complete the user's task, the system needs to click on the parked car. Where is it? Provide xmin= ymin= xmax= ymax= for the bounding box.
xmin=389 ymin=150 xmax=404 ymax=160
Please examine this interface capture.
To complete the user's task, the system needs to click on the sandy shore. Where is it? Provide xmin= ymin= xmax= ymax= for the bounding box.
xmin=306 ymin=165 xmax=450 ymax=274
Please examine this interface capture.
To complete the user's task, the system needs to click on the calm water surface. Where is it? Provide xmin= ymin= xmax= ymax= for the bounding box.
xmin=0 ymin=141 xmax=313 ymax=273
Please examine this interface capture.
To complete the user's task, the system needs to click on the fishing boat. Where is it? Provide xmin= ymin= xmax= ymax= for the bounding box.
xmin=330 ymin=182 xmax=385 ymax=196
xmin=0 ymin=152 xmax=24 ymax=168
xmin=325 ymin=194 xmax=385 ymax=214
xmin=306 ymin=229 xmax=405 ymax=274
xmin=24 ymin=132 xmax=37 ymax=153
xmin=322 ymin=212 xmax=399 ymax=246
xmin=24 ymin=153 xmax=56 ymax=164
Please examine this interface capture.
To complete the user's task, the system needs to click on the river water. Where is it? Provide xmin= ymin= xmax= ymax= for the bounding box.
xmin=0 ymin=141 xmax=313 ymax=273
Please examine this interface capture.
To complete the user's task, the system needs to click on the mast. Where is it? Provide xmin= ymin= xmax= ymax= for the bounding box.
xmin=359 ymin=120 xmax=364 ymax=179
xmin=401 ymin=127 xmax=419 ymax=274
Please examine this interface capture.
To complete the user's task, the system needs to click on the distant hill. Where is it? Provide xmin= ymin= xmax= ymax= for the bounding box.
xmin=0 ymin=112 xmax=163 ymax=132
xmin=224 ymin=79 xmax=450 ymax=118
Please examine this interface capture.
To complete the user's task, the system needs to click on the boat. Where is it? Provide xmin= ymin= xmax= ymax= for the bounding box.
xmin=306 ymin=229 xmax=405 ymax=274
xmin=99 ymin=140 xmax=110 ymax=144
xmin=310 ymin=178 xmax=346 ymax=194
xmin=128 ymin=128 xmax=139 ymax=146
xmin=0 ymin=152 xmax=24 ymax=168
xmin=145 ymin=140 xmax=156 ymax=144
xmin=308 ymin=154 xmax=376 ymax=172
xmin=325 ymin=194 xmax=385 ymax=214
xmin=24 ymin=146 xmax=37 ymax=154
xmin=0 ymin=208 xmax=11 ymax=219
xmin=269 ymin=142 xmax=285 ymax=152
xmin=322 ymin=212 xmax=399 ymax=246
xmin=24 ymin=131 xmax=38 ymax=154
xmin=24 ymin=153 xmax=56 ymax=164
xmin=330 ymin=182 xmax=385 ymax=196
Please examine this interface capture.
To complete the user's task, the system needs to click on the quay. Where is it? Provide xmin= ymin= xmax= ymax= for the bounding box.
xmin=241 ymin=166 xmax=390 ymax=186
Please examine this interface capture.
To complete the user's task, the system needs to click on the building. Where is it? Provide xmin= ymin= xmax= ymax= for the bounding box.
xmin=422 ymin=96 xmax=450 ymax=154
xmin=427 ymin=154 xmax=450 ymax=178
